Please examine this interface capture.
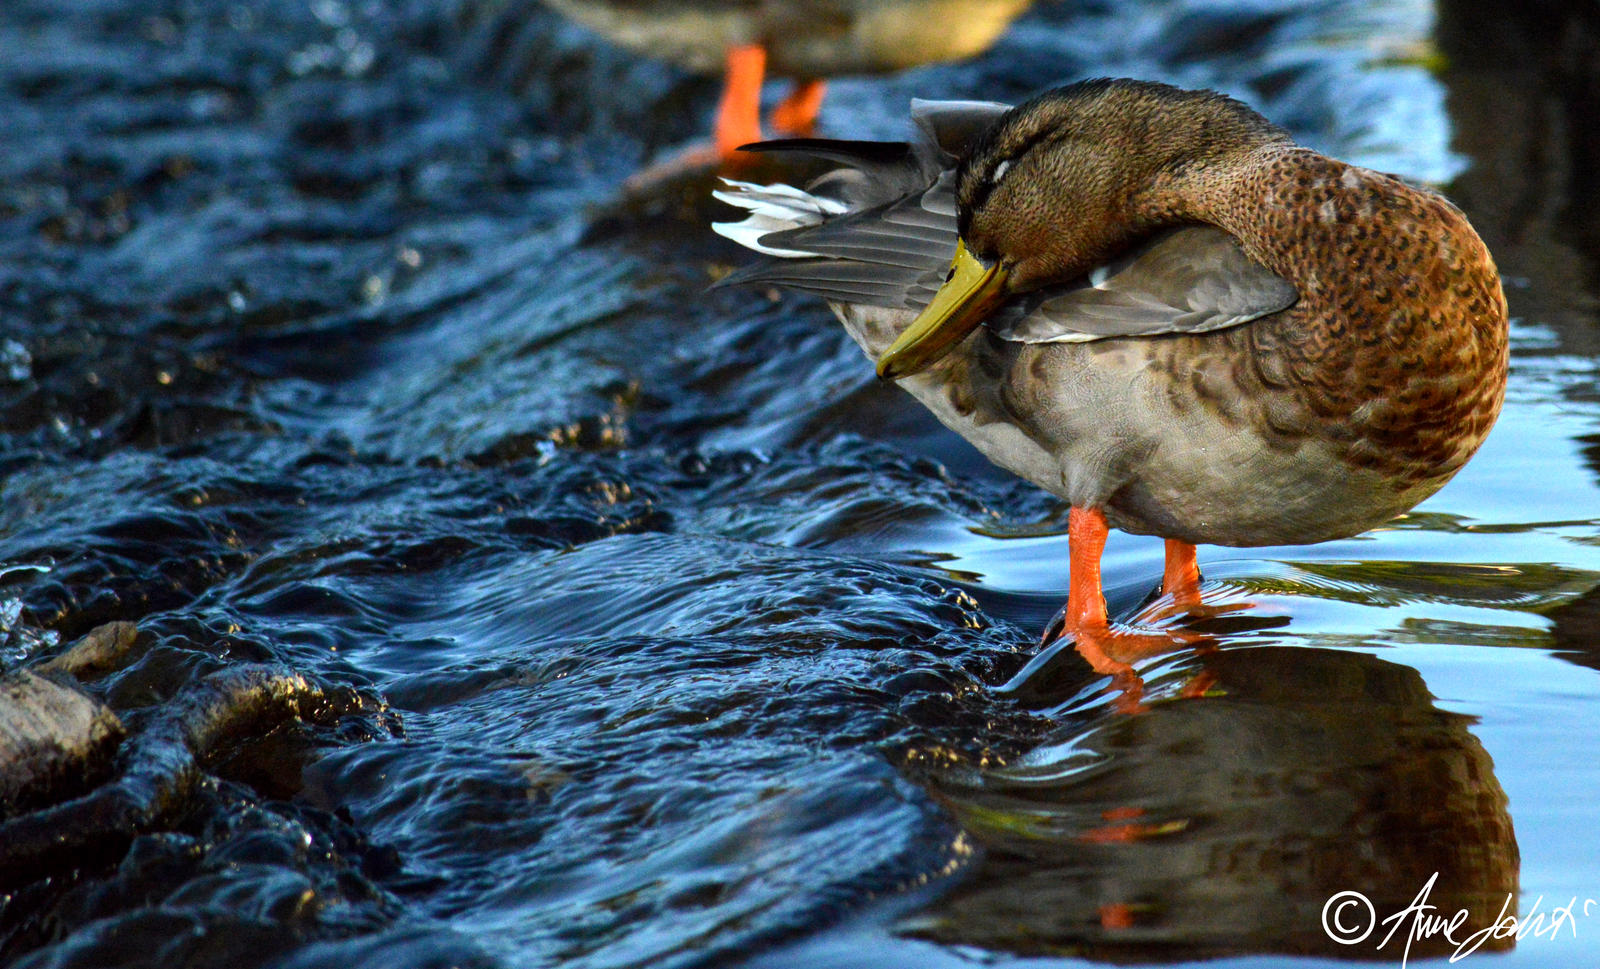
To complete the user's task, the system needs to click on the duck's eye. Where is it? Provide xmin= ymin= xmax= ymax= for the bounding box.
xmin=991 ymin=159 xmax=1011 ymax=185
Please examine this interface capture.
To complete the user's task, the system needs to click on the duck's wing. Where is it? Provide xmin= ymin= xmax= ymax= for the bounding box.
xmin=713 ymin=100 xmax=1298 ymax=337
xmin=989 ymin=226 xmax=1300 ymax=342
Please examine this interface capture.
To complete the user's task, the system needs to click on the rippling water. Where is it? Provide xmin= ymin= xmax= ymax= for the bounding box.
xmin=3 ymin=0 xmax=1599 ymax=967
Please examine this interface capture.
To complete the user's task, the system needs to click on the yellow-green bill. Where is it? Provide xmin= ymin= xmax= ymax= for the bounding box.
xmin=875 ymin=240 xmax=1009 ymax=380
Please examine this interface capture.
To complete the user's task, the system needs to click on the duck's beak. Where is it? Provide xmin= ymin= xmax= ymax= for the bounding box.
xmin=876 ymin=240 xmax=1009 ymax=380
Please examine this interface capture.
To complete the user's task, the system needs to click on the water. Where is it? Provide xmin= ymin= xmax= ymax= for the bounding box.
xmin=2 ymin=0 xmax=1599 ymax=967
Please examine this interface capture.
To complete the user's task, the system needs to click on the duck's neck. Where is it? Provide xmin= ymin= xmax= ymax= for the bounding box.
xmin=1140 ymin=143 xmax=1334 ymax=289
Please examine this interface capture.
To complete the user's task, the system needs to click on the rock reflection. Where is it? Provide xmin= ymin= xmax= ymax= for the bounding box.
xmin=1437 ymin=0 xmax=1600 ymax=356
xmin=908 ymin=646 xmax=1519 ymax=961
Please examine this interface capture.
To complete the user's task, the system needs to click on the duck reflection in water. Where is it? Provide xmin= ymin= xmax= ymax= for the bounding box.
xmin=537 ymin=0 xmax=1036 ymax=179
xmin=907 ymin=645 xmax=1520 ymax=960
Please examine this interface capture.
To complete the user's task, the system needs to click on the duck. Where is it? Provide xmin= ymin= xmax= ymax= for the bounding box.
xmin=713 ymin=78 xmax=1508 ymax=655
xmin=537 ymin=0 xmax=1035 ymax=161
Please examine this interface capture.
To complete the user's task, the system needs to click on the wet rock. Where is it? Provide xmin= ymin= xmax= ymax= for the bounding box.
xmin=0 ymin=663 xmax=390 ymax=887
xmin=0 ymin=669 xmax=124 ymax=815
xmin=35 ymin=620 xmax=141 ymax=679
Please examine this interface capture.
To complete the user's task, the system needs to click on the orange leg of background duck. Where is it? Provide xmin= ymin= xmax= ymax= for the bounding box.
xmin=713 ymin=44 xmax=767 ymax=159
xmin=624 ymin=44 xmax=766 ymax=192
xmin=721 ymin=55 xmax=826 ymax=147
xmin=770 ymin=79 xmax=827 ymax=136
xmin=628 ymin=46 xmax=828 ymax=191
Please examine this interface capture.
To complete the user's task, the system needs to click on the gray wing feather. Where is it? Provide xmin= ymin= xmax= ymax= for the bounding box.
xmin=717 ymin=258 xmax=929 ymax=307
xmin=990 ymin=226 xmax=1300 ymax=342
xmin=759 ymin=170 xmax=959 ymax=266
xmin=726 ymin=171 xmax=960 ymax=309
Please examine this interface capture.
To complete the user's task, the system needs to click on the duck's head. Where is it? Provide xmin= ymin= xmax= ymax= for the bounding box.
xmin=876 ymin=78 xmax=1291 ymax=379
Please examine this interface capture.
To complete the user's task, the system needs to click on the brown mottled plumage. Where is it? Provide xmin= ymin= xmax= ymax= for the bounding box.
xmin=714 ymin=79 xmax=1508 ymax=644
xmin=1174 ymin=147 xmax=1505 ymax=479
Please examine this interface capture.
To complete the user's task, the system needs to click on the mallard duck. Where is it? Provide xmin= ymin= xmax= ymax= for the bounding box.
xmin=714 ymin=79 xmax=1508 ymax=650
xmin=539 ymin=0 xmax=1034 ymax=159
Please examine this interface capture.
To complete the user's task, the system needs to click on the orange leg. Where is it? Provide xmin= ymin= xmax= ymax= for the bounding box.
xmin=1099 ymin=903 xmax=1135 ymax=930
xmin=1140 ymin=538 xmax=1253 ymax=628
xmin=1066 ymin=506 xmax=1111 ymax=629
xmin=1048 ymin=508 xmax=1212 ymax=714
xmin=770 ymin=78 xmax=826 ymax=136
xmin=714 ymin=43 xmax=767 ymax=159
xmin=1162 ymin=539 xmax=1201 ymax=607
xmin=1057 ymin=509 xmax=1145 ymax=712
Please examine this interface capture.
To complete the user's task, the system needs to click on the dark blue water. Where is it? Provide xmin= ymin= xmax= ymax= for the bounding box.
xmin=3 ymin=1 xmax=1599 ymax=967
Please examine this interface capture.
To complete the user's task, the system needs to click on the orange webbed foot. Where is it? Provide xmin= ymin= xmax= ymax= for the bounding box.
xmin=620 ymin=144 xmax=724 ymax=195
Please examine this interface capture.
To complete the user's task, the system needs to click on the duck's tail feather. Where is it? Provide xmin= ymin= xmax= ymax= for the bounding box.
xmin=736 ymin=138 xmax=914 ymax=167
xmin=711 ymin=107 xmax=1002 ymax=307
xmin=713 ymin=176 xmax=946 ymax=307
xmin=711 ymin=179 xmax=847 ymax=257
xmin=713 ymin=170 xmax=954 ymax=309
